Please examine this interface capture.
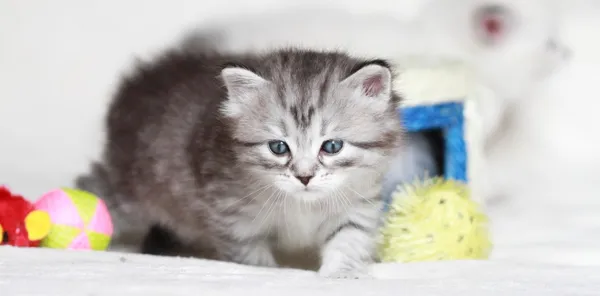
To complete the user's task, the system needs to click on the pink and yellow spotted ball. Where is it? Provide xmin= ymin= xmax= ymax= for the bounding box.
xmin=34 ymin=188 xmax=113 ymax=250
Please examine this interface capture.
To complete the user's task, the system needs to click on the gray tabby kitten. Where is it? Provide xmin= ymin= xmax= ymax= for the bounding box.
xmin=76 ymin=45 xmax=403 ymax=278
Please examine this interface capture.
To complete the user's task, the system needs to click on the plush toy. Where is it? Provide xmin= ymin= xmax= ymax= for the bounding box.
xmin=0 ymin=186 xmax=51 ymax=247
xmin=34 ymin=188 xmax=113 ymax=250
xmin=378 ymin=177 xmax=492 ymax=263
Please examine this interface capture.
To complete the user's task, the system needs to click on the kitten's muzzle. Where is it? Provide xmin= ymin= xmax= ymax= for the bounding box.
xmin=295 ymin=175 xmax=314 ymax=186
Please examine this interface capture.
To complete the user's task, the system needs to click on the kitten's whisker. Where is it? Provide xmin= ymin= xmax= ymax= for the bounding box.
xmin=280 ymin=190 xmax=292 ymax=239
xmin=251 ymin=187 xmax=278 ymax=224
xmin=264 ymin=190 xmax=283 ymax=235
xmin=255 ymin=189 xmax=280 ymax=235
xmin=330 ymin=192 xmax=338 ymax=214
xmin=319 ymin=193 xmax=324 ymax=213
xmin=333 ymin=190 xmax=345 ymax=215
xmin=283 ymin=192 xmax=293 ymax=240
xmin=220 ymin=183 xmax=271 ymax=213
xmin=325 ymin=189 xmax=336 ymax=215
xmin=337 ymin=189 xmax=352 ymax=216
xmin=324 ymin=191 xmax=331 ymax=215
xmin=329 ymin=190 xmax=339 ymax=215
xmin=244 ymin=183 xmax=273 ymax=206
xmin=345 ymin=185 xmax=375 ymax=206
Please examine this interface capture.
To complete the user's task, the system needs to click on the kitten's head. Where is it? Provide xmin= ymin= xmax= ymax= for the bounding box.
xmin=219 ymin=51 xmax=402 ymax=202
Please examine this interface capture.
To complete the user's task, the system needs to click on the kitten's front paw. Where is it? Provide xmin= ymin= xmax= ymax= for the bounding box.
xmin=318 ymin=266 xmax=371 ymax=279
xmin=232 ymin=240 xmax=278 ymax=268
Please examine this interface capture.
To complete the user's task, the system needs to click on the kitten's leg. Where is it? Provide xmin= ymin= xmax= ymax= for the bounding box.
xmin=228 ymin=239 xmax=278 ymax=268
xmin=318 ymin=213 xmax=379 ymax=279
xmin=140 ymin=225 xmax=224 ymax=259
xmin=141 ymin=225 xmax=184 ymax=255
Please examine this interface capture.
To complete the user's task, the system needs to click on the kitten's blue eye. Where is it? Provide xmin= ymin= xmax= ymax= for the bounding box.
xmin=268 ymin=140 xmax=289 ymax=155
xmin=321 ymin=139 xmax=344 ymax=154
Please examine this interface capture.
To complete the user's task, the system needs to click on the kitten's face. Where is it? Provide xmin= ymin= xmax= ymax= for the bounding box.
xmin=220 ymin=56 xmax=402 ymax=202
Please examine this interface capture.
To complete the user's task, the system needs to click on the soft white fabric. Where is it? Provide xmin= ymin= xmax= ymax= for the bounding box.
xmin=1 ymin=246 xmax=598 ymax=295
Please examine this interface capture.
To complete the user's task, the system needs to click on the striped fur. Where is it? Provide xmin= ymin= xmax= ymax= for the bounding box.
xmin=75 ymin=45 xmax=403 ymax=278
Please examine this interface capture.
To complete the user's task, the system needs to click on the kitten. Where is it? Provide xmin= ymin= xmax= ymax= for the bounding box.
xmin=75 ymin=45 xmax=403 ymax=278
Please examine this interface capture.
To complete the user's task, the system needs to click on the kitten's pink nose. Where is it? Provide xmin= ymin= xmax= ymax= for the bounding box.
xmin=295 ymin=175 xmax=313 ymax=186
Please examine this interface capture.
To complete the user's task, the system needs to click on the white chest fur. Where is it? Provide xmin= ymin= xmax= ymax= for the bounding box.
xmin=271 ymin=202 xmax=332 ymax=250
xmin=230 ymin=197 xmax=339 ymax=251
xmin=225 ymin=185 xmax=381 ymax=272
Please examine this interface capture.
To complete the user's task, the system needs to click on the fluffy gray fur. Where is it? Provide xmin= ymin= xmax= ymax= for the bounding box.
xmin=75 ymin=46 xmax=403 ymax=278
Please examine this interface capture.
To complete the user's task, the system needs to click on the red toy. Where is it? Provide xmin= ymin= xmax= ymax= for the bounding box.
xmin=0 ymin=186 xmax=51 ymax=247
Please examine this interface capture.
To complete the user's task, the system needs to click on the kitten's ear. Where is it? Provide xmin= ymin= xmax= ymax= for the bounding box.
xmin=220 ymin=66 xmax=267 ymax=118
xmin=472 ymin=4 xmax=514 ymax=46
xmin=221 ymin=66 xmax=267 ymax=97
xmin=341 ymin=62 xmax=392 ymax=99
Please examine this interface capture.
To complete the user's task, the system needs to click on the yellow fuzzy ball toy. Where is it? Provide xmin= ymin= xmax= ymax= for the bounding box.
xmin=378 ymin=178 xmax=492 ymax=263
